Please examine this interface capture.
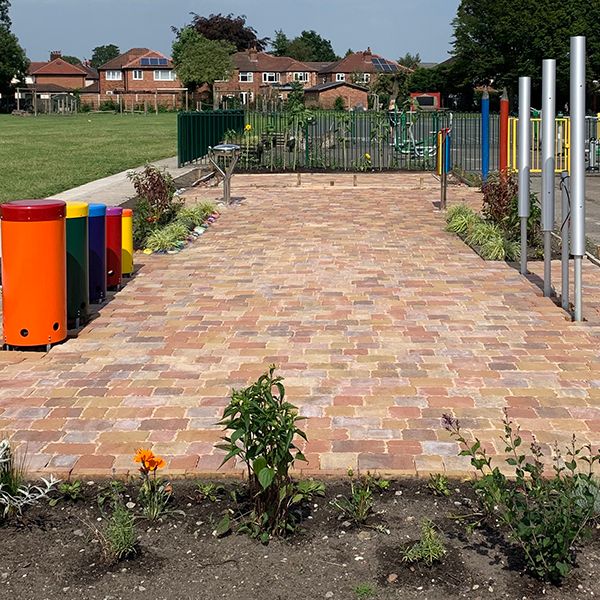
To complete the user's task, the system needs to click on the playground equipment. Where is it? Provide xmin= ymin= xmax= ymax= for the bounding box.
xmin=88 ymin=204 xmax=107 ymax=304
xmin=0 ymin=200 xmax=67 ymax=350
xmin=106 ymin=207 xmax=123 ymax=290
xmin=208 ymin=144 xmax=241 ymax=205
xmin=65 ymin=202 xmax=90 ymax=328
xmin=390 ymin=109 xmax=441 ymax=160
xmin=121 ymin=208 xmax=134 ymax=277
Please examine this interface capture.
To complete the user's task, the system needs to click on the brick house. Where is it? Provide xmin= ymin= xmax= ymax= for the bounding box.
xmin=96 ymin=48 xmax=186 ymax=110
xmin=213 ymin=48 xmax=319 ymax=107
xmin=304 ymin=81 xmax=369 ymax=110
xmin=319 ymin=49 xmax=408 ymax=86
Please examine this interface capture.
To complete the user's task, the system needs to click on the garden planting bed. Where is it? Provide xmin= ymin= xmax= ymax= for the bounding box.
xmin=2 ymin=478 xmax=599 ymax=600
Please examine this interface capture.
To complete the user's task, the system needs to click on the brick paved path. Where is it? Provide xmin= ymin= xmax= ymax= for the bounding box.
xmin=1 ymin=173 xmax=600 ymax=477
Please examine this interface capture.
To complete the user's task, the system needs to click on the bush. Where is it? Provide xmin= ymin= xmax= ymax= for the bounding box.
xmin=331 ymin=471 xmax=389 ymax=527
xmin=104 ymin=501 xmax=137 ymax=561
xmin=145 ymin=223 xmax=189 ymax=252
xmin=401 ymin=519 xmax=446 ymax=566
xmin=216 ymin=366 xmax=325 ymax=542
xmin=99 ymin=100 xmax=118 ymax=112
xmin=175 ymin=202 xmax=215 ymax=229
xmin=128 ymin=164 xmax=180 ymax=224
xmin=445 ymin=204 xmax=479 ymax=236
xmin=443 ymin=413 xmax=600 ymax=582
xmin=334 ymin=96 xmax=346 ymax=111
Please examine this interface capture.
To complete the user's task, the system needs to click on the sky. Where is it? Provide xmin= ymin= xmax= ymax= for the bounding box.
xmin=11 ymin=0 xmax=460 ymax=64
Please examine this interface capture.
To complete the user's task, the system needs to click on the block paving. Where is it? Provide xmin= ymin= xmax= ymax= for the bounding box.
xmin=1 ymin=172 xmax=600 ymax=478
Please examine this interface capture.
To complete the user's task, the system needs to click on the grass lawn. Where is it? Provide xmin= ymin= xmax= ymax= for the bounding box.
xmin=0 ymin=112 xmax=177 ymax=203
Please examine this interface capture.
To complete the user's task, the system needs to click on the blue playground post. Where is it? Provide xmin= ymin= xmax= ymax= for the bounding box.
xmin=481 ymin=90 xmax=490 ymax=181
xmin=444 ymin=131 xmax=452 ymax=173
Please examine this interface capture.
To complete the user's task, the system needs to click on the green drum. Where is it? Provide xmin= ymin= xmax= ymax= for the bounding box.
xmin=65 ymin=202 xmax=89 ymax=328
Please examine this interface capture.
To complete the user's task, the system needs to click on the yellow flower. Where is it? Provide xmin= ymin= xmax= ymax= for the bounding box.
xmin=245 ymin=123 xmax=252 ymax=131
xmin=364 ymin=153 xmax=371 ymax=161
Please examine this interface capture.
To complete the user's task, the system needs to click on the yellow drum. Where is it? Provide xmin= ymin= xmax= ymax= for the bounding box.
xmin=121 ymin=208 xmax=134 ymax=277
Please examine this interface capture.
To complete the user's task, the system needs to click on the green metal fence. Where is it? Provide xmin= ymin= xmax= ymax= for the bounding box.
xmin=177 ymin=109 xmax=494 ymax=172
xmin=177 ymin=110 xmax=244 ymax=168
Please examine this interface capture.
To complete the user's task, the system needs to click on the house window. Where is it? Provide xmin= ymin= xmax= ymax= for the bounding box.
xmin=262 ymin=72 xmax=280 ymax=83
xmin=239 ymin=71 xmax=253 ymax=83
xmin=336 ymin=73 xmax=346 ymax=82
xmin=154 ymin=70 xmax=176 ymax=81
xmin=133 ymin=70 xmax=143 ymax=80
xmin=356 ymin=73 xmax=371 ymax=83
xmin=240 ymin=91 xmax=253 ymax=105
xmin=294 ymin=72 xmax=308 ymax=82
xmin=106 ymin=70 xmax=122 ymax=81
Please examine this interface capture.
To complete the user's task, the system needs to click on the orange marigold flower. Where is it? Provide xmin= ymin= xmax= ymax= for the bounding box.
xmin=134 ymin=448 xmax=155 ymax=466
xmin=147 ymin=455 xmax=166 ymax=470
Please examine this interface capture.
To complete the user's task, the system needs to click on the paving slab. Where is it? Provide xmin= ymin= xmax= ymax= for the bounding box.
xmin=1 ymin=172 xmax=599 ymax=478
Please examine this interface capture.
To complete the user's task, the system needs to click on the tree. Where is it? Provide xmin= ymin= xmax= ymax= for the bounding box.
xmin=187 ymin=13 xmax=268 ymax=52
xmin=91 ymin=44 xmax=120 ymax=69
xmin=345 ymin=49 xmax=354 ymax=57
xmin=398 ymin=52 xmax=421 ymax=70
xmin=61 ymin=55 xmax=82 ymax=66
xmin=271 ymin=30 xmax=290 ymax=57
xmin=172 ymin=28 xmax=234 ymax=90
xmin=0 ymin=1 xmax=28 ymax=98
xmin=285 ymin=30 xmax=338 ymax=62
xmin=451 ymin=0 xmax=600 ymax=104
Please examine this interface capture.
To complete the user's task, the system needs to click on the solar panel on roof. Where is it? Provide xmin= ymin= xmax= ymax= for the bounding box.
xmin=140 ymin=58 xmax=151 ymax=66
xmin=158 ymin=58 xmax=168 ymax=65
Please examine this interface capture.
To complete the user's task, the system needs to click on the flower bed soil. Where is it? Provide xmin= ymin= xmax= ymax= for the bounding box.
xmin=2 ymin=479 xmax=599 ymax=600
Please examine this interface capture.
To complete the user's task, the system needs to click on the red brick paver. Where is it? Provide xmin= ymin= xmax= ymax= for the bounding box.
xmin=1 ymin=173 xmax=599 ymax=477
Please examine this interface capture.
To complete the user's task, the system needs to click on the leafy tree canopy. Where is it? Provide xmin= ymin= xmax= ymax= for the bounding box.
xmin=90 ymin=44 xmax=120 ymax=69
xmin=187 ymin=13 xmax=268 ymax=52
xmin=271 ymin=30 xmax=290 ymax=57
xmin=398 ymin=52 xmax=421 ymax=70
xmin=451 ymin=0 xmax=600 ymax=101
xmin=0 ymin=0 xmax=28 ymax=94
xmin=271 ymin=29 xmax=338 ymax=62
xmin=61 ymin=55 xmax=82 ymax=66
xmin=0 ymin=0 xmax=10 ymax=29
xmin=172 ymin=28 xmax=234 ymax=89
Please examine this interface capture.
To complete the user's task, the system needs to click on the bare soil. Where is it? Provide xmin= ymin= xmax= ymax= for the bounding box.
xmin=1 ymin=479 xmax=599 ymax=600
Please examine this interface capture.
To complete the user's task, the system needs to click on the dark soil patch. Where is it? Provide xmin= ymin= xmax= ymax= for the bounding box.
xmin=1 ymin=479 xmax=599 ymax=600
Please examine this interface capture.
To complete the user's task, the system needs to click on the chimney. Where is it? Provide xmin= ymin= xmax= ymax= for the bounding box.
xmin=364 ymin=47 xmax=372 ymax=61
xmin=248 ymin=46 xmax=258 ymax=62
xmin=50 ymin=50 xmax=62 ymax=61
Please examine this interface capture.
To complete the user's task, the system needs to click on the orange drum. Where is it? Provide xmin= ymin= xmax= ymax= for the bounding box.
xmin=0 ymin=200 xmax=67 ymax=349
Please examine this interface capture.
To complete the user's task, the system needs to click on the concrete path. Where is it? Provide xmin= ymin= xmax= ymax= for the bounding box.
xmin=51 ymin=156 xmax=202 ymax=207
xmin=1 ymin=173 xmax=600 ymax=478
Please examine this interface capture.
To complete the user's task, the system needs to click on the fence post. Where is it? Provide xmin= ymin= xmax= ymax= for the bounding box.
xmin=570 ymin=36 xmax=586 ymax=322
xmin=499 ymin=88 xmax=509 ymax=175
xmin=518 ymin=77 xmax=531 ymax=275
xmin=542 ymin=59 xmax=557 ymax=297
xmin=481 ymin=90 xmax=490 ymax=182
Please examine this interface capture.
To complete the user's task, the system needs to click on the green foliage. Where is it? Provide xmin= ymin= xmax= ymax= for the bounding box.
xmin=286 ymin=81 xmax=305 ymax=111
xmin=332 ymin=471 xmax=389 ymax=526
xmin=444 ymin=413 xmax=600 ymax=582
xmin=96 ymin=479 xmax=126 ymax=514
xmin=354 ymin=583 xmax=377 ymax=599
xmin=466 ymin=221 xmax=503 ymax=247
xmin=0 ymin=25 xmax=29 ymax=94
xmin=49 ymin=479 xmax=83 ymax=505
xmin=91 ymin=44 xmax=120 ymax=69
xmin=333 ymin=96 xmax=346 ymax=111
xmin=217 ymin=366 xmax=324 ymax=541
xmin=445 ymin=204 xmax=479 ymax=235
xmin=398 ymin=52 xmax=421 ymax=70
xmin=104 ymin=501 xmax=137 ymax=561
xmin=451 ymin=0 xmax=600 ymax=102
xmin=175 ymin=202 xmax=215 ymax=229
xmin=0 ymin=439 xmax=58 ymax=519
xmin=271 ymin=30 xmax=290 ymax=56
xmin=172 ymin=28 xmax=235 ymax=89
xmin=98 ymin=99 xmax=118 ymax=112
xmin=188 ymin=12 xmax=268 ymax=52
xmin=428 ymin=474 xmax=451 ymax=497
xmin=145 ymin=222 xmax=188 ymax=252
xmin=275 ymin=29 xmax=338 ymax=62
xmin=195 ymin=482 xmax=225 ymax=503
xmin=61 ymin=55 xmax=82 ymax=66
xmin=402 ymin=519 xmax=447 ymax=566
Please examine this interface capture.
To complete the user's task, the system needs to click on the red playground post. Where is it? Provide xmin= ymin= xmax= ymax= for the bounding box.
xmin=499 ymin=88 xmax=509 ymax=175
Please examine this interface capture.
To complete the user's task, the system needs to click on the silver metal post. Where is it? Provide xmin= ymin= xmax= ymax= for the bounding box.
xmin=542 ymin=60 xmax=556 ymax=296
xmin=560 ymin=172 xmax=570 ymax=311
xmin=570 ymin=36 xmax=586 ymax=321
xmin=518 ymin=77 xmax=531 ymax=275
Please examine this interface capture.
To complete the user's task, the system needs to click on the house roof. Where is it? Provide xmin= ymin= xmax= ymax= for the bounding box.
xmin=30 ymin=58 xmax=88 ymax=76
xmin=27 ymin=82 xmax=74 ymax=93
xmin=321 ymin=50 xmax=409 ymax=75
xmin=304 ymin=61 xmax=335 ymax=72
xmin=98 ymin=48 xmax=173 ymax=71
xmin=234 ymin=50 xmax=314 ymax=73
xmin=81 ymin=64 xmax=99 ymax=80
xmin=305 ymin=81 xmax=369 ymax=93
xmin=27 ymin=62 xmax=46 ymax=75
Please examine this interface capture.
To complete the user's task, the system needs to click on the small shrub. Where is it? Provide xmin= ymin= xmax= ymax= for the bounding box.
xmin=217 ymin=366 xmax=324 ymax=542
xmin=334 ymin=96 xmax=346 ymax=111
xmin=428 ymin=473 xmax=451 ymax=497
xmin=128 ymin=164 xmax=180 ymax=224
xmin=402 ymin=519 xmax=447 ymax=566
xmin=195 ymin=482 xmax=224 ymax=503
xmin=97 ymin=479 xmax=126 ymax=514
xmin=134 ymin=448 xmax=174 ymax=521
xmin=480 ymin=232 xmax=520 ymax=261
xmin=0 ymin=439 xmax=58 ymax=520
xmin=145 ymin=223 xmax=188 ymax=252
xmin=443 ymin=412 xmax=600 ymax=583
xmin=175 ymin=202 xmax=215 ymax=230
xmin=331 ymin=471 xmax=389 ymax=527
xmin=99 ymin=99 xmax=118 ymax=111
xmin=354 ymin=583 xmax=377 ymax=599
xmin=466 ymin=221 xmax=502 ymax=247
xmin=104 ymin=501 xmax=137 ymax=561
xmin=445 ymin=204 xmax=479 ymax=236
xmin=49 ymin=479 xmax=83 ymax=505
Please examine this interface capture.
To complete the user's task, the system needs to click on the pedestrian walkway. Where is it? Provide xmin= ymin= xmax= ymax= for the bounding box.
xmin=1 ymin=173 xmax=599 ymax=478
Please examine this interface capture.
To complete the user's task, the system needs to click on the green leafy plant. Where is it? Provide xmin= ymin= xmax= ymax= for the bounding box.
xmin=334 ymin=96 xmax=346 ymax=111
xmin=445 ymin=204 xmax=479 ymax=235
xmin=217 ymin=366 xmax=324 ymax=542
xmin=402 ymin=518 xmax=447 ymax=566
xmin=97 ymin=479 xmax=126 ymax=514
xmin=49 ymin=479 xmax=83 ymax=506
xmin=354 ymin=583 xmax=377 ymax=599
xmin=128 ymin=164 xmax=180 ymax=225
xmin=443 ymin=412 xmax=600 ymax=582
xmin=428 ymin=473 xmax=451 ymax=497
xmin=175 ymin=202 xmax=216 ymax=229
xmin=466 ymin=221 xmax=503 ymax=247
xmin=145 ymin=223 xmax=189 ymax=252
xmin=104 ymin=501 xmax=138 ymax=561
xmin=331 ymin=470 xmax=389 ymax=527
xmin=195 ymin=482 xmax=224 ymax=503
xmin=0 ymin=439 xmax=58 ymax=520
